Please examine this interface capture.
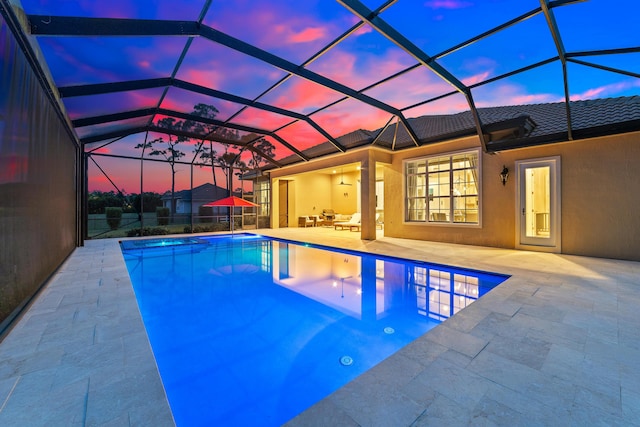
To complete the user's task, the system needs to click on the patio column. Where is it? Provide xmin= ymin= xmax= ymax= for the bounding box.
xmin=360 ymin=152 xmax=377 ymax=240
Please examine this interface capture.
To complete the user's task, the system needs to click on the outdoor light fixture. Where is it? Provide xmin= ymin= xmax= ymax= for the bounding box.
xmin=337 ymin=168 xmax=352 ymax=186
xmin=500 ymin=165 xmax=509 ymax=186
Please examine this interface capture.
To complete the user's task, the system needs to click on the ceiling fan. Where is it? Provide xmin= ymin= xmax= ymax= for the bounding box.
xmin=338 ymin=168 xmax=352 ymax=186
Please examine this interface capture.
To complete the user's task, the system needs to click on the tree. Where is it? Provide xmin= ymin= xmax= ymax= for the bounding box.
xmin=128 ymin=192 xmax=163 ymax=213
xmin=135 ymin=118 xmax=186 ymax=219
xmin=88 ymin=190 xmax=128 ymax=214
xmin=248 ymin=137 xmax=276 ymax=170
xmin=185 ymin=103 xmax=220 ymax=187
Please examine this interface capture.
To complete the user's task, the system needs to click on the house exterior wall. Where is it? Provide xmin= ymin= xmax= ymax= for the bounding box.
xmin=330 ymin=170 xmax=358 ymax=216
xmin=269 ymin=148 xmax=392 ymax=228
xmin=290 ymin=173 xmax=332 ymax=221
xmin=384 ymin=132 xmax=640 ymax=262
xmin=267 ymin=128 xmax=638 ymax=261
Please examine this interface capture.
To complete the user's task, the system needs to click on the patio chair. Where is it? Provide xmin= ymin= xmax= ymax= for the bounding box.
xmin=334 ymin=213 xmax=361 ymax=231
xmin=322 ymin=209 xmax=335 ymax=226
xmin=311 ymin=215 xmax=324 ymax=227
xmin=298 ymin=216 xmax=314 ymax=227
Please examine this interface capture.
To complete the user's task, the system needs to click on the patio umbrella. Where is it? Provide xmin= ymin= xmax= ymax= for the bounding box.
xmin=203 ymin=196 xmax=258 ymax=235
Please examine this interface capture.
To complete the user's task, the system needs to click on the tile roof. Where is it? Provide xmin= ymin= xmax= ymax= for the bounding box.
xmin=161 ymin=183 xmax=229 ymax=201
xmin=271 ymin=96 xmax=640 ymax=169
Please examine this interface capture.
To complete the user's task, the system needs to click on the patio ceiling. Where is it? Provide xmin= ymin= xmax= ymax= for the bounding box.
xmin=4 ymin=0 xmax=640 ymax=171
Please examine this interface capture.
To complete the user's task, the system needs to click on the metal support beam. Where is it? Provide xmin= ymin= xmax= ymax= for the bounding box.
xmin=540 ymin=0 xmax=573 ymax=140
xmin=73 ymin=107 xmax=309 ymax=162
xmin=566 ymin=58 xmax=640 ymax=79
xmin=370 ymin=116 xmax=395 ymax=147
xmin=81 ymin=126 xmax=282 ymax=168
xmin=60 ymin=78 xmax=347 ymax=153
xmin=337 ymin=0 xmax=487 ymax=151
xmin=337 ymin=0 xmax=466 ymax=93
xmin=59 ymin=78 xmax=170 ymax=97
xmin=28 ymin=15 xmax=200 ymax=37
xmin=72 ymin=108 xmax=157 ymax=127
xmin=566 ymin=46 xmax=640 ymax=57
xmin=32 ymin=15 xmax=416 ymax=147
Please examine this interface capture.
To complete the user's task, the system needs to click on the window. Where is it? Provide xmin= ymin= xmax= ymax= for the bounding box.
xmin=254 ymin=178 xmax=270 ymax=216
xmin=405 ymin=150 xmax=480 ymax=224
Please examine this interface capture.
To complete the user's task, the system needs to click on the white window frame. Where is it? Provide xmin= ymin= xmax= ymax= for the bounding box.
xmin=404 ymin=149 xmax=481 ymax=227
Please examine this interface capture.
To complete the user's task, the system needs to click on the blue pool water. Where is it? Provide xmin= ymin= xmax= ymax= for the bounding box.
xmin=121 ymin=234 xmax=508 ymax=426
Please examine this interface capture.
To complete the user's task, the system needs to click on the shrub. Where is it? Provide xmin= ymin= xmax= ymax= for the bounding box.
xmin=198 ymin=206 xmax=213 ymax=223
xmin=126 ymin=227 xmax=169 ymax=237
xmin=156 ymin=207 xmax=170 ymax=225
xmin=184 ymin=225 xmax=215 ymax=234
xmin=105 ymin=207 xmax=123 ymax=230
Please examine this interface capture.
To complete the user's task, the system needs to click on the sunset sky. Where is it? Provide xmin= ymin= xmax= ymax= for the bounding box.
xmin=16 ymin=0 xmax=640 ymax=193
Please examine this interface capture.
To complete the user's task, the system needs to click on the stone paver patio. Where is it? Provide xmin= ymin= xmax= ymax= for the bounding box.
xmin=1 ymin=228 xmax=638 ymax=426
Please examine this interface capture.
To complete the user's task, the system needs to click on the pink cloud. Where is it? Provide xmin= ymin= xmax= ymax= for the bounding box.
xmin=511 ymin=93 xmax=562 ymax=105
xmin=308 ymin=47 xmax=414 ymax=91
xmin=424 ymin=0 xmax=473 ymax=10
xmin=180 ymin=68 xmax=225 ymax=92
xmin=474 ymin=83 xmax=561 ymax=107
xmin=352 ymin=24 xmax=373 ymax=37
xmin=261 ymin=77 xmax=344 ymax=114
xmin=87 ymin=175 xmax=113 ymax=192
xmin=405 ymin=81 xmax=570 ymax=118
xmin=230 ymin=108 xmax=294 ymax=132
xmin=570 ymin=80 xmax=640 ymax=101
xmin=207 ymin=2 xmax=347 ymax=58
xmin=363 ymin=66 xmax=453 ymax=109
xmin=461 ymin=71 xmax=492 ymax=86
xmin=311 ymin=98 xmax=391 ymax=138
xmin=288 ymin=27 xmax=327 ymax=44
xmin=275 ymin=121 xmax=326 ymax=151
xmin=92 ymin=147 xmax=112 ymax=155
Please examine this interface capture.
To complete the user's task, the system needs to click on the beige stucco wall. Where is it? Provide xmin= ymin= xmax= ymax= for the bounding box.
xmin=267 ymin=132 xmax=639 ymax=261
xmin=330 ymin=170 xmax=359 ymax=216
xmin=383 ymin=137 xmax=515 ymax=248
xmin=384 ymin=132 xmax=640 ymax=261
xmin=269 ymin=148 xmax=392 ymax=229
xmin=531 ymin=132 xmax=640 ymax=260
xmin=293 ymin=173 xmax=333 ymax=219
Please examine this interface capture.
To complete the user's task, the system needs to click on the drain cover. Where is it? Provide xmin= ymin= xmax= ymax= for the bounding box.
xmin=339 ymin=355 xmax=353 ymax=366
xmin=383 ymin=327 xmax=395 ymax=334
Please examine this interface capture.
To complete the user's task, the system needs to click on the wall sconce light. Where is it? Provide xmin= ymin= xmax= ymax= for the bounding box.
xmin=500 ymin=165 xmax=509 ymax=186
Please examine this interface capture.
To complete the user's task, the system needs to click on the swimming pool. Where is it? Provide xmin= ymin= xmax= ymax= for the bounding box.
xmin=121 ymin=234 xmax=508 ymax=426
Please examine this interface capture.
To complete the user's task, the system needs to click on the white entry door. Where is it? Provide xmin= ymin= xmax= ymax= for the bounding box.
xmin=516 ymin=157 xmax=561 ymax=251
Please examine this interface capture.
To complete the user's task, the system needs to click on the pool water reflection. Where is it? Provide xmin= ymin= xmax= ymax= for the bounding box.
xmin=121 ymin=234 xmax=508 ymax=426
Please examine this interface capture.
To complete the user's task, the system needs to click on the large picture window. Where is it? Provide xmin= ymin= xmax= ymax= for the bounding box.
xmin=405 ymin=150 xmax=480 ymax=224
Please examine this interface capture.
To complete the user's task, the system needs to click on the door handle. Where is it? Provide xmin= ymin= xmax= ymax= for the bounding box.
xmin=522 ymin=208 xmax=525 ymax=215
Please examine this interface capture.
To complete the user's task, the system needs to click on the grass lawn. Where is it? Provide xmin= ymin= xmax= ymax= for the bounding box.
xmin=87 ymin=213 xmax=247 ymax=239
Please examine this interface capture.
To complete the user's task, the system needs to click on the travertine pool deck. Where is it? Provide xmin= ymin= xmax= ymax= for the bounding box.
xmin=1 ymin=228 xmax=639 ymax=426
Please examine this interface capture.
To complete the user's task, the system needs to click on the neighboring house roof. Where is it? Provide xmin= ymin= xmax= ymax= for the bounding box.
xmin=161 ymin=183 xmax=231 ymax=202
xmin=270 ymin=96 xmax=640 ymax=169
